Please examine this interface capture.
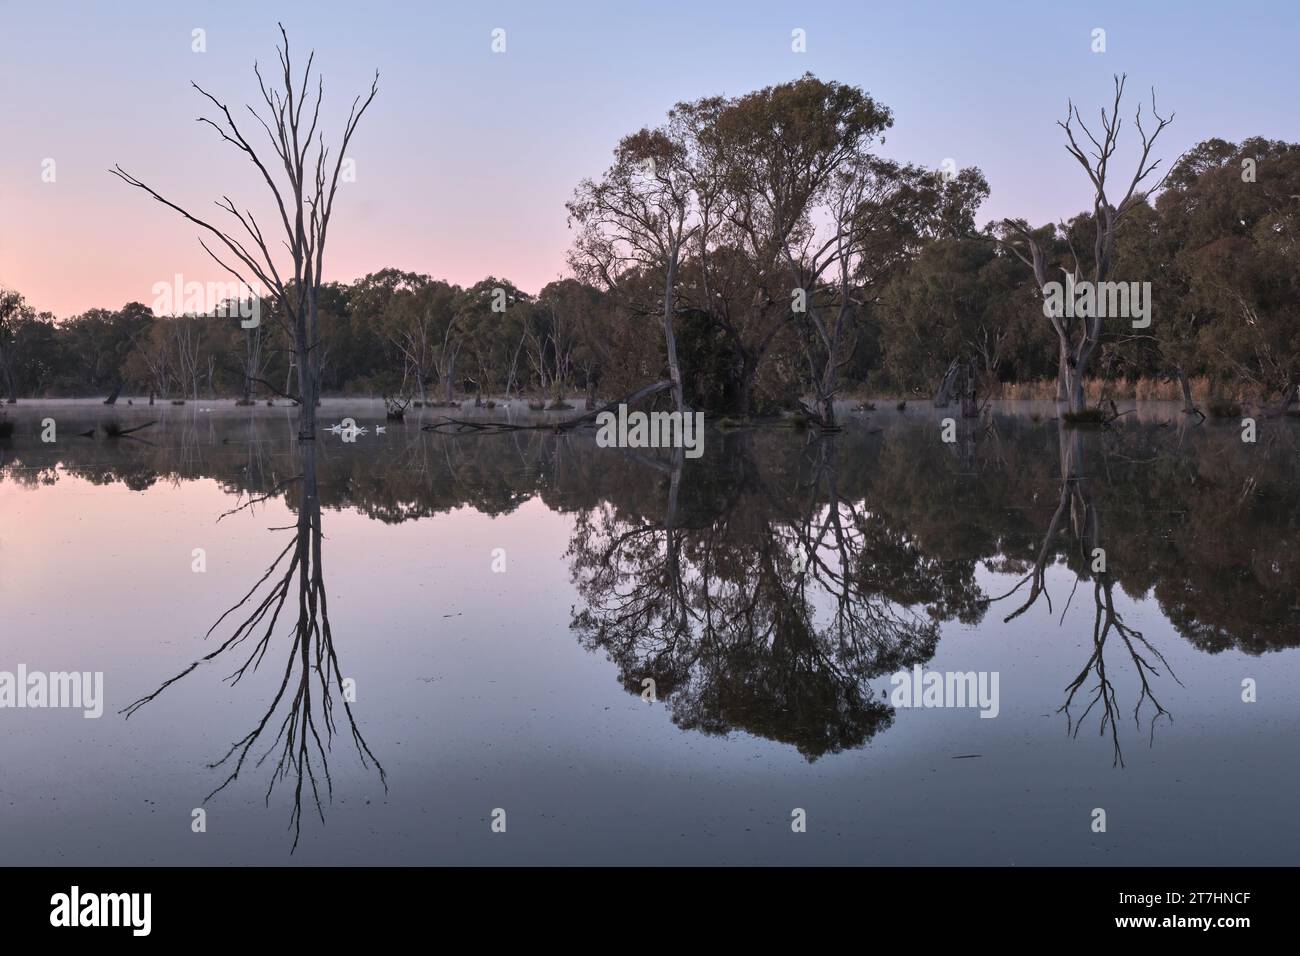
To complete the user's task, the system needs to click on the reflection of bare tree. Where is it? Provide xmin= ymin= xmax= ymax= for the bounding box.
xmin=122 ymin=441 xmax=385 ymax=850
xmin=569 ymin=436 xmax=960 ymax=759
xmin=994 ymin=423 xmax=1180 ymax=765
xmin=786 ymin=437 xmax=948 ymax=667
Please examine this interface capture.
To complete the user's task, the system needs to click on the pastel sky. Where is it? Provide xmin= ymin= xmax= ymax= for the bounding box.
xmin=1 ymin=0 xmax=1296 ymax=317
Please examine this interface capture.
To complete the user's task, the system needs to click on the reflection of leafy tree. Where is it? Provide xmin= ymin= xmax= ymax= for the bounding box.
xmin=854 ymin=514 xmax=988 ymax=625
xmin=1128 ymin=428 xmax=1300 ymax=655
xmin=5 ymin=405 xmax=1299 ymax=694
xmin=568 ymin=434 xmax=984 ymax=760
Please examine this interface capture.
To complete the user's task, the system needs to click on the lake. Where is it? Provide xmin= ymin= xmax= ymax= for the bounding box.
xmin=1 ymin=399 xmax=1297 ymax=865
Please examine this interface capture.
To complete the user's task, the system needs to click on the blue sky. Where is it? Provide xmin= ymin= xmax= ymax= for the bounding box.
xmin=2 ymin=0 xmax=1296 ymax=315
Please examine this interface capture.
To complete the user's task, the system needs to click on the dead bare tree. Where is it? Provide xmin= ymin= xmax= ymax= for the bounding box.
xmin=503 ymin=325 xmax=528 ymax=400
xmin=524 ymin=323 xmax=552 ymax=399
xmin=433 ymin=314 xmax=462 ymax=406
xmin=111 ymin=24 xmax=378 ymax=440
xmin=173 ymin=316 xmax=204 ymax=401
xmin=385 ymin=301 xmax=439 ymax=404
xmin=995 ymin=75 xmax=1173 ymax=414
xmin=238 ymin=309 xmax=273 ymax=405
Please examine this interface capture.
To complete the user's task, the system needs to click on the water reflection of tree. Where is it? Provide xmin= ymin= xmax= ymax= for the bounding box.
xmin=993 ymin=423 xmax=1180 ymax=766
xmin=122 ymin=440 xmax=385 ymax=850
xmin=568 ymin=434 xmax=983 ymax=759
xmin=8 ymin=408 xmax=1300 ymax=766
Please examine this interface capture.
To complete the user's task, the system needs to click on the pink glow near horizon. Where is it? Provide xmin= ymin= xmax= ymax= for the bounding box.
xmin=1 ymin=0 xmax=1294 ymax=318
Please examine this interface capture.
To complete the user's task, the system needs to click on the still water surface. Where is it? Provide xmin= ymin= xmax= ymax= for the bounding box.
xmin=1 ymin=400 xmax=1297 ymax=864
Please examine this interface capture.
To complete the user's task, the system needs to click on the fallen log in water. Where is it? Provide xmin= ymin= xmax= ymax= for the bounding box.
xmin=422 ymin=380 xmax=673 ymax=434
xmin=104 ymin=420 xmax=158 ymax=438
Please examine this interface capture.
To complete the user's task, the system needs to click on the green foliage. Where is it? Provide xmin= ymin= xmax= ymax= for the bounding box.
xmin=2 ymin=116 xmax=1296 ymax=412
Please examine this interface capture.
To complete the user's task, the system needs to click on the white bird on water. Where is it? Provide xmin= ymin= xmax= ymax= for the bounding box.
xmin=328 ymin=418 xmax=368 ymax=438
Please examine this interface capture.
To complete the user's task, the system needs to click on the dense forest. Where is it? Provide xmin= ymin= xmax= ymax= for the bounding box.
xmin=2 ymin=74 xmax=1297 ymax=423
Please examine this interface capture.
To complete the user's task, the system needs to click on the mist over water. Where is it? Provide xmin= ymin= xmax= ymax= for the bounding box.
xmin=1 ymin=400 xmax=1297 ymax=865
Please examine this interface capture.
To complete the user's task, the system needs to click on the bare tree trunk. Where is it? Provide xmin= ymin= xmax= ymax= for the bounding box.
xmin=297 ymin=292 xmax=318 ymax=439
xmin=960 ymin=361 xmax=979 ymax=418
xmin=934 ymin=359 xmax=960 ymax=408
xmin=1064 ymin=360 xmax=1087 ymax=414
xmin=241 ymin=325 xmax=264 ymax=404
xmin=505 ymin=329 xmax=526 ymax=399
xmin=813 ymin=313 xmax=841 ymax=429
xmin=737 ymin=350 xmax=757 ymax=417
xmin=821 ymin=390 xmax=835 ymax=429
xmin=553 ymin=346 xmax=571 ymax=404
xmin=2 ymin=361 xmax=16 ymax=403
xmin=1175 ymin=366 xmax=1194 ymax=413
xmin=663 ymin=256 xmax=685 ymax=413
